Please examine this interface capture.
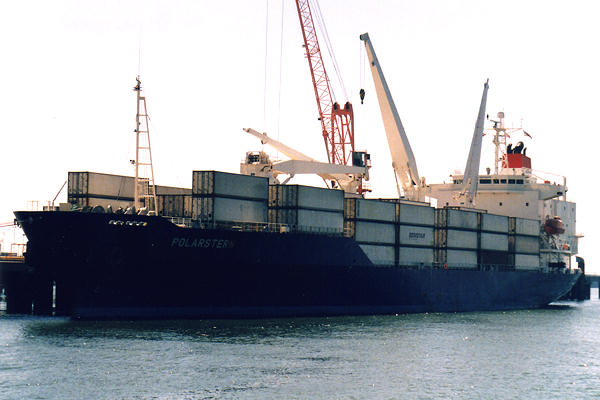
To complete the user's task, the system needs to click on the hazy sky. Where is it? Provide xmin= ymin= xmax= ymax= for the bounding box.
xmin=1 ymin=0 xmax=597 ymax=271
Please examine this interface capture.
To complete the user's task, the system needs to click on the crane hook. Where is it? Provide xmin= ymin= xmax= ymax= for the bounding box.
xmin=359 ymin=88 xmax=365 ymax=104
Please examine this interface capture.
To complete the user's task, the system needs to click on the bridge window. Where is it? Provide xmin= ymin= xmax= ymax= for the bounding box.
xmin=493 ymin=179 xmax=499 ymax=184
xmin=500 ymin=179 xmax=507 ymax=183
xmin=479 ymin=179 xmax=492 ymax=184
xmin=508 ymin=179 xmax=516 ymax=184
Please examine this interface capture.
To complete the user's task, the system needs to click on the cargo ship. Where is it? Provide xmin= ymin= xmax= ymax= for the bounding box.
xmin=13 ymin=33 xmax=582 ymax=319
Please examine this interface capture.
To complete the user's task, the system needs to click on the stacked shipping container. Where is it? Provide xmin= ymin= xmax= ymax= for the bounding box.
xmin=68 ymin=171 xmax=543 ymax=269
xmin=192 ymin=171 xmax=269 ymax=224
xmin=434 ymin=208 xmax=541 ymax=270
xmin=344 ymin=199 xmax=435 ymax=266
xmin=479 ymin=213 xmax=510 ymax=266
xmin=435 ymin=208 xmax=480 ymax=268
xmin=156 ymin=194 xmax=192 ymax=218
xmin=68 ymin=172 xmax=135 ymax=210
xmin=269 ymin=185 xmax=344 ymax=234
xmin=397 ymin=202 xmax=435 ymax=266
xmin=68 ymin=171 xmax=192 ymax=217
xmin=509 ymin=217 xmax=541 ymax=269
xmin=345 ymin=198 xmax=397 ymax=265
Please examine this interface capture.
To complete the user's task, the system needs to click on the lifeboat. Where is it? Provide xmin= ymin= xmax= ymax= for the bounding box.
xmin=544 ymin=216 xmax=565 ymax=235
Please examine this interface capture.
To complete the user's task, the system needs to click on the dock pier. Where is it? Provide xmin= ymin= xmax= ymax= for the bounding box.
xmin=0 ymin=257 xmax=35 ymax=314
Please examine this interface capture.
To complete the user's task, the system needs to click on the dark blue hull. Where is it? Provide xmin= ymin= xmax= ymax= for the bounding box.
xmin=14 ymin=211 xmax=581 ymax=319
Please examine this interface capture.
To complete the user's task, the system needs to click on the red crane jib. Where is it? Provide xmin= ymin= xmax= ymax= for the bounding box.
xmin=294 ymin=0 xmax=355 ymax=166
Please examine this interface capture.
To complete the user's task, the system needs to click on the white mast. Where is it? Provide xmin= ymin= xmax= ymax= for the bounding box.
xmin=457 ymin=79 xmax=489 ymax=206
xmin=359 ymin=33 xmax=422 ymax=200
xmin=491 ymin=112 xmax=507 ymax=175
xmin=133 ymin=76 xmax=158 ymax=214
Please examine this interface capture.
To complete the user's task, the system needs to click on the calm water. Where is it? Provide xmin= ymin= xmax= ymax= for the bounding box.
xmin=1 ymin=290 xmax=599 ymax=400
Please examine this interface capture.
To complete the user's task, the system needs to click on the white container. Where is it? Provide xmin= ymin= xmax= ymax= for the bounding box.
xmin=192 ymin=197 xmax=267 ymax=223
xmin=446 ymin=250 xmax=478 ymax=268
xmin=157 ymin=194 xmax=192 ymax=218
xmin=398 ymin=203 xmax=435 ymax=226
xmin=359 ymin=244 xmax=395 ymax=265
xmin=398 ymin=246 xmax=434 ymax=266
xmin=398 ymin=225 xmax=434 ymax=247
xmin=480 ymin=232 xmax=509 ymax=251
xmin=515 ymin=254 xmax=540 ymax=269
xmin=481 ymin=214 xmax=509 ymax=233
xmin=445 ymin=229 xmax=478 ymax=249
xmin=297 ymin=209 xmax=344 ymax=232
xmin=345 ymin=198 xmax=396 ymax=222
xmin=271 ymin=185 xmax=344 ymax=211
xmin=513 ymin=235 xmax=540 ymax=254
xmin=515 ymin=218 xmax=540 ymax=236
xmin=270 ymin=208 xmax=343 ymax=233
xmin=446 ymin=209 xmax=478 ymax=230
xmin=354 ymin=221 xmax=396 ymax=244
xmin=193 ymin=171 xmax=268 ymax=200
xmin=68 ymin=171 xmax=135 ymax=198
xmin=155 ymin=185 xmax=192 ymax=195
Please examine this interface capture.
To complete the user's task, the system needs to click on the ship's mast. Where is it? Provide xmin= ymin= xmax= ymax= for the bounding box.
xmin=133 ymin=76 xmax=158 ymax=214
xmin=491 ymin=112 xmax=507 ymax=175
xmin=489 ymin=111 xmax=524 ymax=174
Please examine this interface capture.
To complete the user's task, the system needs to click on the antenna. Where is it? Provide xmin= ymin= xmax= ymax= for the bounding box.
xmin=138 ymin=26 xmax=143 ymax=77
xmin=133 ymin=76 xmax=158 ymax=214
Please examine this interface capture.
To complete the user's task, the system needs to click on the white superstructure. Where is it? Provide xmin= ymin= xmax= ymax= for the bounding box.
xmin=427 ymin=112 xmax=577 ymax=267
xmin=359 ymin=32 xmax=581 ymax=270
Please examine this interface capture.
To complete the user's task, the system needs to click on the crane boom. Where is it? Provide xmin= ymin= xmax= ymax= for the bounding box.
xmin=244 ymin=128 xmax=313 ymax=162
xmin=360 ymin=33 xmax=421 ymax=200
xmin=242 ymin=128 xmax=369 ymax=192
xmin=294 ymin=0 xmax=354 ymax=166
xmin=458 ymin=79 xmax=489 ymax=206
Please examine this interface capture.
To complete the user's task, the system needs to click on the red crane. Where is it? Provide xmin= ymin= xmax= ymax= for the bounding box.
xmin=294 ymin=0 xmax=354 ymax=167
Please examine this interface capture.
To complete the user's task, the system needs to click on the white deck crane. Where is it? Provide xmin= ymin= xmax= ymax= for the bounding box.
xmin=241 ymin=128 xmax=369 ymax=192
xmin=242 ymin=1 xmax=371 ymax=195
xmin=456 ymin=79 xmax=489 ymax=206
xmin=359 ymin=33 xmax=424 ymax=201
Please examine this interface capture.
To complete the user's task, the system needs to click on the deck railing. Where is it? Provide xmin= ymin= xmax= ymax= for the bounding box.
xmin=164 ymin=216 xmax=349 ymax=236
